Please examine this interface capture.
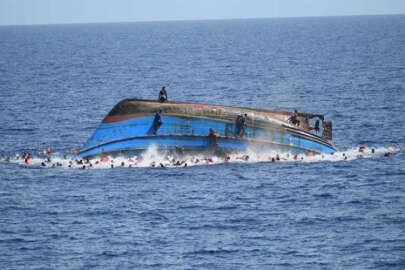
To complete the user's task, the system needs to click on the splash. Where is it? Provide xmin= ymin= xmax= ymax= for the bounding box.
xmin=0 ymin=144 xmax=401 ymax=170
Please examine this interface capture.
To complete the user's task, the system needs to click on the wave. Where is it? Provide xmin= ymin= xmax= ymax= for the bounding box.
xmin=0 ymin=144 xmax=402 ymax=170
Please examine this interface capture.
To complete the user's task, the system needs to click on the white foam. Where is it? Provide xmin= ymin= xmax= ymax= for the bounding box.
xmin=0 ymin=144 xmax=401 ymax=170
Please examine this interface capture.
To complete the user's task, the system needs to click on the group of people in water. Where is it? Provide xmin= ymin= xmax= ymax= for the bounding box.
xmin=7 ymin=151 xmax=282 ymax=169
xmin=0 ymin=143 xmax=397 ymax=170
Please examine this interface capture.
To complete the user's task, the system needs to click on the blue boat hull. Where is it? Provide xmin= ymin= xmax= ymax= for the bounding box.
xmin=77 ymin=113 xmax=336 ymax=158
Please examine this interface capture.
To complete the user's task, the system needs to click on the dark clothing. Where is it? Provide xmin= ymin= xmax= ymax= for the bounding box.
xmin=235 ymin=114 xmax=247 ymax=137
xmin=158 ymin=89 xmax=167 ymax=102
xmin=208 ymin=128 xmax=218 ymax=148
xmin=288 ymin=113 xmax=300 ymax=126
xmin=289 ymin=114 xmax=297 ymax=123
xmin=152 ymin=112 xmax=162 ymax=135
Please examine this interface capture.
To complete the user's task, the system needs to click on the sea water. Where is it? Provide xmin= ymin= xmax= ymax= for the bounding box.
xmin=1 ymin=15 xmax=405 ymax=269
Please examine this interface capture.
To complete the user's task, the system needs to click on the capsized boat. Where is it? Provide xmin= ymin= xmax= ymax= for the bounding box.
xmin=77 ymin=99 xmax=335 ymax=158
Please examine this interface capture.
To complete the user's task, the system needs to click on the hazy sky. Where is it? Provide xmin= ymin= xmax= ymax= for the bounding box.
xmin=1 ymin=0 xmax=404 ymax=26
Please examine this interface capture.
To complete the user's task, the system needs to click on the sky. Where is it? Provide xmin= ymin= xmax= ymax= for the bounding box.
xmin=0 ymin=0 xmax=405 ymax=26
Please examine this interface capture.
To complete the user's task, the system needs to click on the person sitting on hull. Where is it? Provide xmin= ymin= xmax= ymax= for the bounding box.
xmin=158 ymin=86 xmax=167 ymax=102
xmin=152 ymin=110 xmax=162 ymax=135
xmin=288 ymin=109 xmax=300 ymax=126
xmin=235 ymin=113 xmax=248 ymax=137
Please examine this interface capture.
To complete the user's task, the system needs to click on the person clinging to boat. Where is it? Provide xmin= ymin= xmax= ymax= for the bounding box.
xmin=158 ymin=86 xmax=167 ymax=102
xmin=235 ymin=113 xmax=248 ymax=137
xmin=288 ymin=109 xmax=300 ymax=126
xmin=208 ymin=128 xmax=219 ymax=148
xmin=152 ymin=110 xmax=162 ymax=135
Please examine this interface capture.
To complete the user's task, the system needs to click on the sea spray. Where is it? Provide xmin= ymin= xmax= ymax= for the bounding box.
xmin=0 ymin=144 xmax=401 ymax=170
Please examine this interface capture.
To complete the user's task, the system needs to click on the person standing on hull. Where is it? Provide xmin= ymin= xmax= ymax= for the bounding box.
xmin=152 ymin=110 xmax=162 ymax=135
xmin=158 ymin=86 xmax=167 ymax=102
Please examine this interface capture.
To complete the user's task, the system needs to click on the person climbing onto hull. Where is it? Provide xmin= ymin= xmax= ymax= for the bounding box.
xmin=152 ymin=110 xmax=162 ymax=135
xmin=235 ymin=113 xmax=247 ymax=137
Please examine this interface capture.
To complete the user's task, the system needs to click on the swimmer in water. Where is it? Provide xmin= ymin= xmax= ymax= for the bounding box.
xmin=22 ymin=152 xmax=30 ymax=160
xmin=236 ymin=155 xmax=249 ymax=161
xmin=25 ymin=157 xmax=33 ymax=165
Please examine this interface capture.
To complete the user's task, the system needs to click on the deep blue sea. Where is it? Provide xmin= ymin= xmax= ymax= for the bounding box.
xmin=1 ymin=15 xmax=405 ymax=269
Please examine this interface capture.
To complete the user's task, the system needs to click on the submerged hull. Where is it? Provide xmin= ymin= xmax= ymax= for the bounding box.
xmin=77 ymin=99 xmax=336 ymax=158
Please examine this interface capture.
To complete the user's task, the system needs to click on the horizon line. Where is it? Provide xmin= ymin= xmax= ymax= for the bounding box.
xmin=0 ymin=12 xmax=404 ymax=27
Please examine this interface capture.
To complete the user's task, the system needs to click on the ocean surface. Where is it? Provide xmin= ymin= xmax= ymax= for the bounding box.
xmin=1 ymin=15 xmax=405 ymax=269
